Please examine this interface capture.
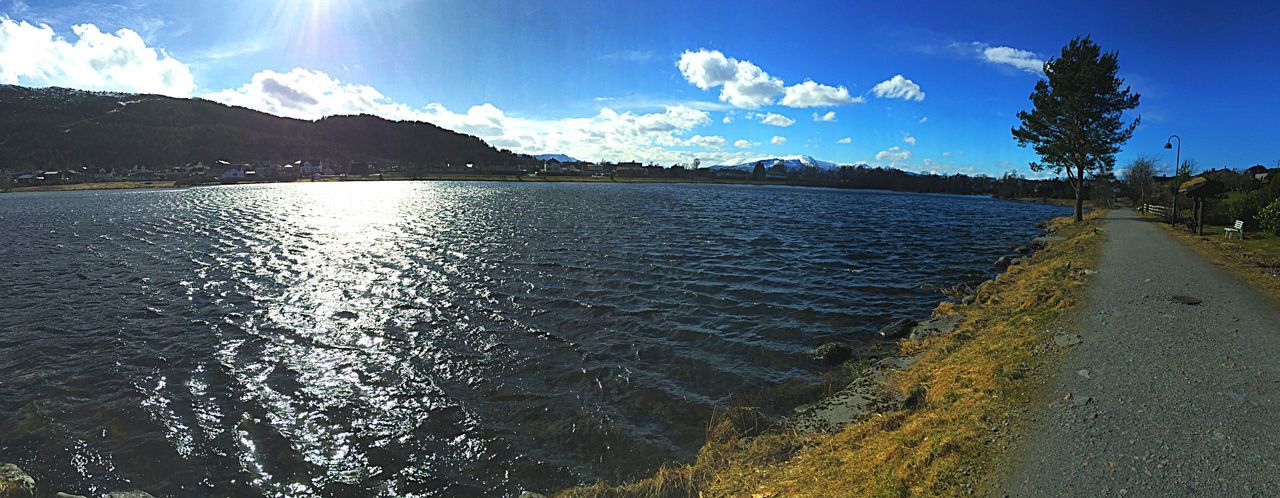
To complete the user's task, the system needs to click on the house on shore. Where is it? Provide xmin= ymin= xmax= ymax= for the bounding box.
xmin=1245 ymin=164 xmax=1270 ymax=183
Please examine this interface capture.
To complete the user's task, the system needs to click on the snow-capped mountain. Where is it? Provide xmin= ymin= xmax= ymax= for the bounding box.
xmin=533 ymin=153 xmax=582 ymax=163
xmin=711 ymin=154 xmax=841 ymax=171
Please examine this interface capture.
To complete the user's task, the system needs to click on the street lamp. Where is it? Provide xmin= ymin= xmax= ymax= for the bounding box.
xmin=1164 ymin=134 xmax=1181 ymax=224
xmin=1164 ymin=134 xmax=1181 ymax=173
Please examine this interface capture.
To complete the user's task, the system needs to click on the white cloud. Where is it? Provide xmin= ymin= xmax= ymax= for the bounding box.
xmin=204 ymin=68 xmax=724 ymax=164
xmin=871 ymin=74 xmax=925 ymax=101
xmin=919 ymin=116 xmax=928 ymax=124
xmin=600 ymin=50 xmax=656 ymax=63
xmin=982 ymin=45 xmax=1044 ymax=73
xmin=204 ymin=68 xmax=423 ymax=121
xmin=941 ymin=151 xmax=952 ymax=157
xmin=734 ymin=139 xmax=757 ymax=148
xmin=677 ymin=49 xmax=862 ymax=109
xmin=770 ymin=136 xmax=787 ymax=145
xmin=760 ymin=113 xmax=795 ymax=127
xmin=780 ymin=80 xmax=863 ymax=107
xmin=903 ymin=135 xmax=916 ymax=145
xmin=722 ymin=115 xmax=732 ymax=124
xmin=687 ymin=134 xmax=727 ymax=148
xmin=812 ymin=111 xmax=837 ymax=122
xmin=677 ymin=49 xmax=783 ymax=108
xmin=837 ymin=137 xmax=852 ymax=144
xmin=0 ymin=18 xmax=195 ymax=96
xmin=876 ymin=146 xmax=911 ymax=161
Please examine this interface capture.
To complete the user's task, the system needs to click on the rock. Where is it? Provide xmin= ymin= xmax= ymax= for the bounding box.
xmin=0 ymin=463 xmax=35 ymax=498
xmin=1081 ymin=269 xmax=1098 ymax=276
xmin=961 ymin=295 xmax=976 ymax=305
xmin=994 ymin=256 xmax=1012 ymax=268
xmin=1171 ymin=295 xmax=1202 ymax=305
xmin=1012 ymin=245 xmax=1030 ymax=255
xmin=877 ymin=318 xmax=918 ymax=338
xmin=1076 ymin=369 xmax=1093 ymax=379
xmin=908 ymin=314 xmax=964 ymax=341
xmin=1032 ymin=235 xmax=1067 ymax=250
xmin=102 ymin=492 xmax=155 ymax=498
xmin=518 ymin=492 xmax=548 ymax=498
xmin=55 ymin=493 xmax=87 ymax=498
xmin=1054 ymin=334 xmax=1083 ymax=347
xmin=1010 ymin=257 xmax=1027 ymax=266
xmin=332 ymin=310 xmax=359 ymax=319
xmin=811 ymin=342 xmax=853 ymax=365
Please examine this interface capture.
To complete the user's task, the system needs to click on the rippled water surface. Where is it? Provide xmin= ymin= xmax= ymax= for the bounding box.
xmin=0 ymin=182 xmax=1070 ymax=496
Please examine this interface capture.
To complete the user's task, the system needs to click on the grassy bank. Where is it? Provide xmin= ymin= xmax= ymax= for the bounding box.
xmin=557 ymin=211 xmax=1106 ymax=497
xmin=1144 ymin=216 xmax=1280 ymax=304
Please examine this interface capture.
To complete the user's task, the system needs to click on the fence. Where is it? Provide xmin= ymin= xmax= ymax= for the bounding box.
xmin=1142 ymin=204 xmax=1171 ymax=219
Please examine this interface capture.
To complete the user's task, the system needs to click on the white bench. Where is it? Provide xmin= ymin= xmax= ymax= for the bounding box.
xmin=1225 ymin=220 xmax=1244 ymax=240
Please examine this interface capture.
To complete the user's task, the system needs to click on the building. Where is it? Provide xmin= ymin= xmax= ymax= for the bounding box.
xmin=218 ymin=163 xmax=254 ymax=182
xmin=1245 ymin=164 xmax=1270 ymax=183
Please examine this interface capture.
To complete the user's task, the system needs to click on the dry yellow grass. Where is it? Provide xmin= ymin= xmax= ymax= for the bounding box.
xmin=557 ymin=211 xmax=1107 ymax=498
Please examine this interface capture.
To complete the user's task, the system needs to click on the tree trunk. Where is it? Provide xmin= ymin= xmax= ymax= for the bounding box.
xmin=1073 ymin=166 xmax=1084 ymax=222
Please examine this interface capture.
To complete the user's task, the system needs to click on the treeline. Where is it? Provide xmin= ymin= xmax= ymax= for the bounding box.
xmin=1120 ymin=155 xmax=1280 ymax=230
xmin=0 ymin=85 xmax=528 ymax=170
xmin=830 ymin=166 xmax=1075 ymax=198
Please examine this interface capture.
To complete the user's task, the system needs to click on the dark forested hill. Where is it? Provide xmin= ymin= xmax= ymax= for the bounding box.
xmin=0 ymin=85 xmax=527 ymax=169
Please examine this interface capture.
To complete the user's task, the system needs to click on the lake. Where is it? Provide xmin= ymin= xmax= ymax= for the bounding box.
xmin=0 ymin=182 xmax=1071 ymax=496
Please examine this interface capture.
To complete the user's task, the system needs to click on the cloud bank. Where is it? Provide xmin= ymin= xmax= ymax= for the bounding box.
xmin=0 ymin=17 xmax=195 ymax=96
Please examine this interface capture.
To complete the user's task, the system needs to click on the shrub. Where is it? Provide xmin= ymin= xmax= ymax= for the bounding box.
xmin=1259 ymin=197 xmax=1280 ymax=235
xmin=1209 ymin=191 xmax=1263 ymax=227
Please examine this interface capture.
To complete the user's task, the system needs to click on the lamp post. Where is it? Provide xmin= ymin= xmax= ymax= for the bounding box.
xmin=1164 ymin=134 xmax=1181 ymax=224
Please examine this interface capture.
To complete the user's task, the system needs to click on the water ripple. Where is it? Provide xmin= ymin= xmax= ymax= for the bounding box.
xmin=0 ymin=182 xmax=1071 ymax=496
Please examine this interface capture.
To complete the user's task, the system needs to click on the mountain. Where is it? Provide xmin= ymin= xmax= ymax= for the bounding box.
xmin=711 ymin=155 xmax=841 ymax=171
xmin=0 ymin=85 xmax=527 ymax=170
xmin=533 ymin=153 xmax=581 ymax=163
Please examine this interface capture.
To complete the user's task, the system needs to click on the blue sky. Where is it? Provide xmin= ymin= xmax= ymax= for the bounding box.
xmin=1 ymin=0 xmax=1278 ymax=175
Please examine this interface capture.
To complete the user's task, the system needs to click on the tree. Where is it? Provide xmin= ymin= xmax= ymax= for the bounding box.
xmin=1122 ymin=155 xmax=1157 ymax=206
xmin=1091 ymin=171 xmax=1118 ymax=208
xmin=751 ymin=161 xmax=766 ymax=180
xmin=1169 ymin=159 xmax=1196 ymax=221
xmin=1012 ymin=36 xmax=1141 ymax=222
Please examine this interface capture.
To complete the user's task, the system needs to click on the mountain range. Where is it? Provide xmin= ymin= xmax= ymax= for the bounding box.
xmin=0 ymin=85 xmax=858 ymax=175
xmin=0 ymin=85 xmax=525 ymax=170
xmin=532 ymin=153 xmax=582 ymax=163
xmin=711 ymin=155 xmax=842 ymax=171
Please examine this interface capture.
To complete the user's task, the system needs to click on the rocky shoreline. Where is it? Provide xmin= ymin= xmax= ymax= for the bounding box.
xmin=0 ymin=462 xmax=155 ymax=498
xmin=790 ymin=222 xmax=1062 ymax=435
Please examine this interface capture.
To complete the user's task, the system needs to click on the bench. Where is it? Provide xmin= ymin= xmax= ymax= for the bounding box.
xmin=1225 ymin=220 xmax=1244 ymax=240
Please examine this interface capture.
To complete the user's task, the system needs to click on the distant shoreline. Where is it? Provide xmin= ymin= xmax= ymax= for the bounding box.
xmin=2 ymin=174 xmax=837 ymax=193
xmin=2 ymin=175 xmax=1078 ymax=207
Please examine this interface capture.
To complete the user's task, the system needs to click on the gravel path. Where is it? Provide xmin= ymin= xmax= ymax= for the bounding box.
xmin=999 ymin=209 xmax=1280 ymax=497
